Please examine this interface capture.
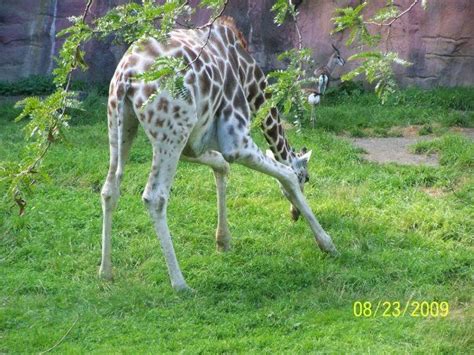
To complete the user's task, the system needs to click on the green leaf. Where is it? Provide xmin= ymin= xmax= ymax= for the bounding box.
xmin=271 ymin=0 xmax=292 ymax=25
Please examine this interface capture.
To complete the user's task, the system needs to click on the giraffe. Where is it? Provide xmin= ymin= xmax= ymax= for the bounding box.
xmin=100 ymin=16 xmax=337 ymax=291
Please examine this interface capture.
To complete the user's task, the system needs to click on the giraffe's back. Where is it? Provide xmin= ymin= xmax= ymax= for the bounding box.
xmin=108 ymin=22 xmax=264 ymax=157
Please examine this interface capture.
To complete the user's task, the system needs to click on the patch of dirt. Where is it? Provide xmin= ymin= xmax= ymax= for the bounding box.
xmin=451 ymin=127 xmax=474 ymax=139
xmin=349 ymin=128 xmax=474 ymax=167
xmin=351 ymin=136 xmax=439 ymax=166
xmin=393 ymin=125 xmax=425 ymax=137
xmin=421 ymin=187 xmax=447 ymax=198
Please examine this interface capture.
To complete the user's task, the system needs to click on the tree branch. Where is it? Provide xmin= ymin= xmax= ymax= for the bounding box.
xmin=364 ymin=0 xmax=419 ymax=27
xmin=14 ymin=0 xmax=95 ymax=215
xmin=182 ymin=0 xmax=229 ymax=71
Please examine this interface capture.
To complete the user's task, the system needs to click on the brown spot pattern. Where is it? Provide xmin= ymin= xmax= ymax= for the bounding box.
xmin=224 ymin=66 xmax=236 ymax=99
xmin=199 ymin=72 xmax=211 ymax=97
xmin=157 ymin=98 xmax=169 ymax=113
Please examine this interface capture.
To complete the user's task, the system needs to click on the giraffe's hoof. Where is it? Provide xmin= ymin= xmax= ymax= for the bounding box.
xmin=327 ymin=247 xmax=340 ymax=258
xmin=317 ymin=239 xmax=339 ymax=257
xmin=99 ymin=267 xmax=113 ymax=281
xmin=216 ymin=241 xmax=231 ymax=252
xmin=99 ymin=273 xmax=114 ymax=281
xmin=216 ymin=232 xmax=231 ymax=252
xmin=173 ymin=283 xmax=196 ymax=295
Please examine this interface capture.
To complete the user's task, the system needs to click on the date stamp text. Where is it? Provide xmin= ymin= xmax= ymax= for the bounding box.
xmin=353 ymin=301 xmax=449 ymax=318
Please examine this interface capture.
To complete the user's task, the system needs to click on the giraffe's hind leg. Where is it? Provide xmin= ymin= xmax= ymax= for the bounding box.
xmin=143 ymin=146 xmax=190 ymax=291
xmin=182 ymin=151 xmax=232 ymax=251
xmin=140 ymin=97 xmax=197 ymax=291
xmin=100 ymin=100 xmax=138 ymax=280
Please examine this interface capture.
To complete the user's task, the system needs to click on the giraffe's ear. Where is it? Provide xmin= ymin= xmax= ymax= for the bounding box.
xmin=299 ymin=150 xmax=312 ymax=164
xmin=266 ymin=149 xmax=276 ymax=160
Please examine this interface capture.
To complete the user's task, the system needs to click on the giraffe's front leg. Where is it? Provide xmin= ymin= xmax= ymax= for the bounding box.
xmin=182 ymin=151 xmax=232 ymax=251
xmin=222 ymin=138 xmax=338 ymax=255
xmin=213 ymin=165 xmax=231 ymax=252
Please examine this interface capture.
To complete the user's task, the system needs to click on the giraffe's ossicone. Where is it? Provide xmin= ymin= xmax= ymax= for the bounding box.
xmin=100 ymin=16 xmax=338 ymax=291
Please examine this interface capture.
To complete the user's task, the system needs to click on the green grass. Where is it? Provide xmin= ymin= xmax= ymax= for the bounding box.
xmin=312 ymin=86 xmax=474 ymax=136
xmin=1 ymin=89 xmax=473 ymax=353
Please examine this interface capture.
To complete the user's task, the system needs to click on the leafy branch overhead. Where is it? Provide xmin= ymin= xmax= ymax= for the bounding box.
xmin=342 ymin=51 xmax=410 ymax=103
xmin=332 ymin=0 xmax=425 ymax=102
xmin=255 ymin=48 xmax=315 ymax=132
xmin=0 ymin=0 xmax=226 ymax=214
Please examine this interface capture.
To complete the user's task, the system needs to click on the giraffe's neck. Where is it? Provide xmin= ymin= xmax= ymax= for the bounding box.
xmin=229 ymin=33 xmax=295 ymax=166
xmin=261 ymin=107 xmax=295 ymax=165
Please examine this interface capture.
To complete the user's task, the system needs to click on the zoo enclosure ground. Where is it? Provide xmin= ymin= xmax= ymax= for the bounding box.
xmin=0 ymin=87 xmax=473 ymax=352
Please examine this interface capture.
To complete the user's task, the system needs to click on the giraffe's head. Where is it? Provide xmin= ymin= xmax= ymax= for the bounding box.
xmin=291 ymin=147 xmax=312 ymax=187
xmin=266 ymin=147 xmax=313 ymax=221
xmin=289 ymin=147 xmax=312 ymax=220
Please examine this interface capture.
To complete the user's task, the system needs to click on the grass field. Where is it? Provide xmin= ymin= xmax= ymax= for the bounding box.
xmin=1 ymin=88 xmax=473 ymax=353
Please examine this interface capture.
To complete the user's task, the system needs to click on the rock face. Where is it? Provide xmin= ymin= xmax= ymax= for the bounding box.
xmin=0 ymin=0 xmax=473 ymax=88
xmin=0 ymin=0 xmax=129 ymax=84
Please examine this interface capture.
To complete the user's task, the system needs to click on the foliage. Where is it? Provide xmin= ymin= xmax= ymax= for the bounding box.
xmin=0 ymin=76 xmax=56 ymax=96
xmin=332 ymin=2 xmax=379 ymax=47
xmin=332 ymin=0 xmax=425 ymax=102
xmin=199 ymin=0 xmax=228 ymax=16
xmin=0 ymin=0 xmax=225 ymax=214
xmin=255 ymin=48 xmax=315 ymax=130
xmin=271 ymin=0 xmax=297 ymax=25
xmin=0 ymin=91 xmax=81 ymax=214
xmin=54 ymin=17 xmax=93 ymax=86
xmin=1 ymin=98 xmax=472 ymax=352
xmin=254 ymin=1 xmax=321 ymax=129
xmin=135 ymin=55 xmax=188 ymax=108
xmin=342 ymin=51 xmax=410 ymax=103
xmin=94 ymin=0 xmax=191 ymax=44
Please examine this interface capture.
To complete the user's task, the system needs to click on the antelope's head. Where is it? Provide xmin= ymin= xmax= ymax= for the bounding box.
xmin=331 ymin=44 xmax=345 ymax=66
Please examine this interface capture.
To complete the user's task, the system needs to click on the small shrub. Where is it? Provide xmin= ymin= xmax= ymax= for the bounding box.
xmin=0 ymin=76 xmax=55 ymax=96
xmin=0 ymin=76 xmax=109 ymax=97
xmin=326 ymin=80 xmax=366 ymax=99
xmin=418 ymin=125 xmax=433 ymax=136
xmin=350 ymin=128 xmax=367 ymax=137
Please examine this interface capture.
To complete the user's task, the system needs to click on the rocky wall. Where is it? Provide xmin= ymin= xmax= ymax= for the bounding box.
xmin=0 ymin=0 xmax=473 ymax=87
